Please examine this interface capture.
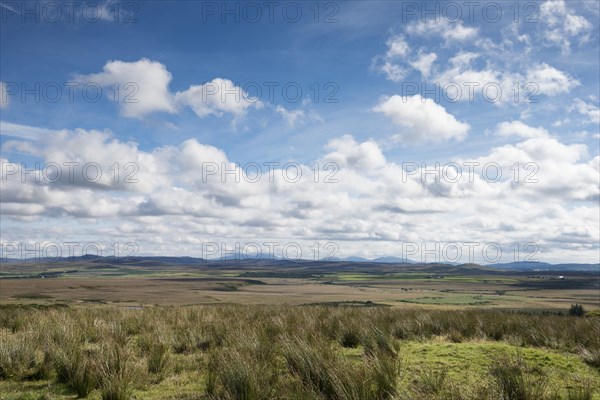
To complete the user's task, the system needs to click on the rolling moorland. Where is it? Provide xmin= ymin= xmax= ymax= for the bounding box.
xmin=0 ymin=257 xmax=599 ymax=399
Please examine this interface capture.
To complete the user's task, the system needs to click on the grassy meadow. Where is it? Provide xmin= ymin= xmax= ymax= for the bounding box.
xmin=1 ymin=303 xmax=599 ymax=400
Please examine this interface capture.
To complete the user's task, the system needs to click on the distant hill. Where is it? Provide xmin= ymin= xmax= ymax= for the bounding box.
xmin=2 ymin=255 xmax=598 ymax=274
xmin=323 ymin=256 xmax=416 ymax=263
xmin=1 ymin=255 xmax=206 ymax=265
xmin=372 ymin=256 xmax=416 ymax=263
xmin=342 ymin=256 xmax=370 ymax=262
xmin=488 ymin=261 xmax=599 ymax=272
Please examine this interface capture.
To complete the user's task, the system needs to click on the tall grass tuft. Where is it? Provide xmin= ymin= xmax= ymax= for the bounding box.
xmin=0 ymin=334 xmax=38 ymax=379
xmin=97 ymin=344 xmax=144 ymax=400
xmin=206 ymin=348 xmax=275 ymax=400
xmin=51 ymin=343 xmax=98 ymax=397
xmin=567 ymin=380 xmax=595 ymax=400
xmin=489 ymin=355 xmax=549 ymax=400
xmin=414 ymin=366 xmax=448 ymax=395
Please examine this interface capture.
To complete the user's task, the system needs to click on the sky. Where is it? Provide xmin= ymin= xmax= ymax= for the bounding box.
xmin=0 ymin=0 xmax=599 ymax=264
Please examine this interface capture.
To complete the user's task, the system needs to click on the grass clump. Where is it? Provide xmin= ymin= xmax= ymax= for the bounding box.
xmin=489 ymin=355 xmax=549 ymax=400
xmin=97 ymin=344 xmax=144 ymax=400
xmin=52 ymin=345 xmax=98 ymax=397
xmin=283 ymin=338 xmax=399 ymax=400
xmin=413 ymin=366 xmax=448 ymax=396
xmin=0 ymin=335 xmax=37 ymax=379
xmin=207 ymin=349 xmax=275 ymax=400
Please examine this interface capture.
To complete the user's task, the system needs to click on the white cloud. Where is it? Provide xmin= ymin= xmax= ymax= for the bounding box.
xmin=1 ymin=123 xmax=598 ymax=263
xmin=78 ymin=60 xmax=265 ymax=121
xmin=409 ymin=52 xmax=437 ymax=78
xmin=494 ymin=121 xmax=550 ymax=139
xmin=539 ymin=0 xmax=593 ymax=53
xmin=374 ymin=26 xmax=475 ymax=82
xmin=0 ymin=121 xmax=57 ymax=140
xmin=374 ymin=35 xmax=410 ymax=81
xmin=380 ymin=61 xmax=407 ymax=82
xmin=430 ymin=57 xmax=577 ymax=103
xmin=385 ymin=35 xmax=410 ymax=58
xmin=471 ymin=136 xmax=597 ymax=202
xmin=406 ymin=19 xmax=478 ymax=43
xmin=323 ymin=135 xmax=386 ymax=170
xmin=175 ymin=78 xmax=262 ymax=119
xmin=433 ymin=52 xmax=505 ymax=100
xmin=78 ymin=58 xmax=177 ymax=118
xmin=275 ymin=105 xmax=305 ymax=127
xmin=525 ymin=64 xmax=579 ymax=95
xmin=571 ymin=98 xmax=600 ymax=125
xmin=373 ymin=95 xmax=470 ymax=144
xmin=97 ymin=0 xmax=119 ymax=21
xmin=2 ymin=128 xmax=168 ymax=193
xmin=378 ymin=62 xmax=407 ymax=82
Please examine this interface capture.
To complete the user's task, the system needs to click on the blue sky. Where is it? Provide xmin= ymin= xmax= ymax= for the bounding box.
xmin=1 ymin=0 xmax=599 ymax=263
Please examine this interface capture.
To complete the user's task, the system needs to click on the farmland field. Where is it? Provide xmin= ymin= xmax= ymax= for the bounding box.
xmin=1 ymin=259 xmax=598 ymax=311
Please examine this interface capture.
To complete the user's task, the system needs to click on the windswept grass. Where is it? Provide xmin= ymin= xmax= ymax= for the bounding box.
xmin=0 ymin=304 xmax=598 ymax=399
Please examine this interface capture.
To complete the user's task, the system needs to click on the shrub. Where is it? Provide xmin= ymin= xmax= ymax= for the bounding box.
xmin=569 ymin=304 xmax=585 ymax=317
xmin=339 ymin=329 xmax=361 ymax=348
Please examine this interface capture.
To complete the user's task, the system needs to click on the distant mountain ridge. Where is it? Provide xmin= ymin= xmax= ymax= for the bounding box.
xmin=1 ymin=254 xmax=598 ymax=272
xmin=487 ymin=261 xmax=600 ymax=272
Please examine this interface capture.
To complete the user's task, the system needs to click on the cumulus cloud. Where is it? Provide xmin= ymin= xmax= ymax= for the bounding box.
xmin=175 ymin=78 xmax=262 ymax=119
xmin=374 ymin=35 xmax=410 ymax=81
xmin=494 ymin=121 xmax=550 ymax=139
xmin=525 ymin=64 xmax=579 ymax=95
xmin=432 ymin=52 xmax=505 ymax=98
xmin=471 ymin=136 xmax=597 ymax=202
xmin=323 ymin=135 xmax=386 ymax=170
xmin=2 ymin=128 xmax=168 ymax=193
xmin=374 ymin=26 xmax=580 ymax=104
xmin=78 ymin=60 xmax=263 ymax=121
xmin=373 ymin=95 xmax=470 ymax=144
xmin=1 ymin=122 xmax=598 ymax=263
xmin=540 ymin=0 xmax=593 ymax=53
xmin=425 ymin=55 xmax=578 ymax=104
xmin=78 ymin=58 xmax=177 ymax=118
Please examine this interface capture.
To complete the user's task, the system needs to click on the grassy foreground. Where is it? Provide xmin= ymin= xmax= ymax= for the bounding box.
xmin=0 ymin=304 xmax=599 ymax=399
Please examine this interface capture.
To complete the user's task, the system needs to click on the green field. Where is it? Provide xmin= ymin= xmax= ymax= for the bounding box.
xmin=1 ymin=259 xmax=598 ymax=311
